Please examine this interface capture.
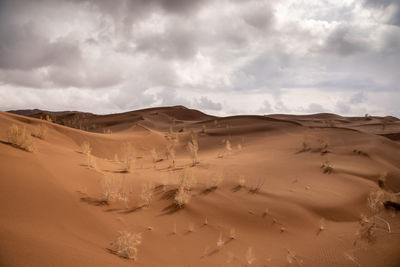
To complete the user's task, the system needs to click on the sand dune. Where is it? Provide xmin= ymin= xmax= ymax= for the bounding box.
xmin=1 ymin=107 xmax=400 ymax=266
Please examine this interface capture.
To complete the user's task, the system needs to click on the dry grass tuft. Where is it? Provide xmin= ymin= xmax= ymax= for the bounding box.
xmin=33 ymin=124 xmax=48 ymax=139
xmin=378 ymin=172 xmax=387 ymax=188
xmin=321 ymin=161 xmax=333 ymax=174
xmin=7 ymin=124 xmax=35 ymax=152
xmin=245 ymin=247 xmax=256 ymax=265
xmin=174 ymin=167 xmax=196 ymax=207
xmin=187 ymin=131 xmax=199 ymax=166
xmin=121 ymin=143 xmax=135 ymax=173
xmin=140 ymin=182 xmax=154 ymax=207
xmin=81 ymin=141 xmax=91 ymax=155
xmin=101 ymin=176 xmax=129 ymax=204
xmin=110 ymin=231 xmax=142 ymax=260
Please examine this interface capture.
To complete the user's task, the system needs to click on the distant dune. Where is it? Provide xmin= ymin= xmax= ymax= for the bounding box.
xmin=1 ymin=106 xmax=400 ymax=266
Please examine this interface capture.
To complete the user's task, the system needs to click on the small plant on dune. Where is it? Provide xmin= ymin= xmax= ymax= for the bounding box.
xmin=225 ymin=140 xmax=232 ymax=156
xmin=7 ymin=124 xmax=35 ymax=152
xmin=101 ymin=176 xmax=129 ymax=204
xmin=110 ymin=231 xmax=142 ymax=261
xmin=245 ymin=247 xmax=256 ymax=265
xmin=238 ymin=175 xmax=246 ymax=188
xmin=249 ymin=178 xmax=265 ymax=194
xmin=87 ymin=153 xmax=97 ymax=169
xmin=33 ymin=124 xmax=48 ymax=139
xmin=237 ymin=143 xmax=242 ymax=151
xmin=121 ymin=143 xmax=135 ymax=173
xmin=229 ymin=227 xmax=236 ymax=240
xmin=45 ymin=114 xmax=52 ymax=123
xmin=81 ymin=141 xmax=91 ymax=155
xmin=208 ymin=170 xmax=224 ymax=190
xmin=301 ymin=132 xmax=311 ymax=152
xmin=317 ymin=134 xmax=329 ymax=154
xmin=150 ymin=148 xmax=160 ymax=167
xmin=217 ymin=232 xmax=224 ymax=247
xmin=201 ymin=125 xmax=206 ymax=134
xmin=174 ymin=167 xmax=196 ymax=207
xmin=140 ymin=182 xmax=154 ymax=207
xmin=287 ymin=250 xmax=303 ymax=266
xmin=321 ymin=161 xmax=333 ymax=174
xmin=377 ymin=172 xmax=387 ymax=189
xmin=165 ymin=129 xmax=178 ymax=168
xmin=354 ymin=189 xmax=391 ymax=245
xmin=188 ymin=222 xmax=194 ymax=233
xmin=187 ymin=130 xmax=199 ymax=166
xmin=318 ymin=218 xmax=325 ymax=235
xmin=344 ymin=251 xmax=360 ymax=267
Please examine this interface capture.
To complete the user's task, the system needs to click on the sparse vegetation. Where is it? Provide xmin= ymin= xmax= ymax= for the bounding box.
xmin=110 ymin=231 xmax=142 ymax=261
xmin=225 ymin=140 xmax=232 ymax=155
xmin=33 ymin=124 xmax=48 ymax=139
xmin=245 ymin=247 xmax=256 ymax=265
xmin=81 ymin=141 xmax=91 ymax=155
xmin=317 ymin=134 xmax=329 ymax=154
xmin=101 ymin=176 xmax=129 ymax=204
xmin=140 ymin=182 xmax=154 ymax=207
xmin=378 ymin=172 xmax=387 ymax=188
xmin=121 ymin=143 xmax=135 ymax=173
xmin=151 ymin=148 xmax=161 ymax=167
xmin=165 ymin=127 xmax=178 ymax=168
xmin=174 ymin=167 xmax=196 ymax=207
xmin=301 ymin=132 xmax=310 ymax=152
xmin=321 ymin=161 xmax=333 ymax=174
xmin=45 ymin=114 xmax=52 ymax=123
xmin=7 ymin=124 xmax=35 ymax=152
xmin=187 ymin=130 xmax=199 ymax=166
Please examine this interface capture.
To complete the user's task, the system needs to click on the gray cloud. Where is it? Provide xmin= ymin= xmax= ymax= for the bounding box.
xmin=363 ymin=0 xmax=400 ymax=26
xmin=0 ymin=0 xmax=399 ymax=117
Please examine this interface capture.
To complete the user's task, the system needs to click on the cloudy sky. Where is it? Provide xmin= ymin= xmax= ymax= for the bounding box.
xmin=0 ymin=0 xmax=399 ymax=117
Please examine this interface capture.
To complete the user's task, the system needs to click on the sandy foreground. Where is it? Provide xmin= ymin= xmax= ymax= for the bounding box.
xmin=1 ymin=106 xmax=400 ymax=266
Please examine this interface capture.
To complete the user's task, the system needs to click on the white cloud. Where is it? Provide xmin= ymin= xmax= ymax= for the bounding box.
xmin=0 ymin=0 xmax=399 ymax=117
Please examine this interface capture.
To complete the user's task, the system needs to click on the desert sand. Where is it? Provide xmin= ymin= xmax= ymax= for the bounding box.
xmin=1 ymin=106 xmax=400 ymax=266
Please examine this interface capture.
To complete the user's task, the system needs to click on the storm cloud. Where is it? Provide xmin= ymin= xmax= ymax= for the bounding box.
xmin=0 ymin=0 xmax=399 ymax=116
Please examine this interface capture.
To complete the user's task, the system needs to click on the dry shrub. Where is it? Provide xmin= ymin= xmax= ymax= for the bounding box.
xmin=238 ymin=175 xmax=246 ymax=187
xmin=229 ymin=227 xmax=236 ymax=239
xmin=45 ymin=114 xmax=52 ymax=123
xmin=7 ymin=124 xmax=35 ymax=152
xmin=87 ymin=154 xmax=97 ymax=169
xmin=301 ymin=132 xmax=310 ymax=152
xmin=355 ymin=189 xmax=391 ymax=245
xmin=245 ymin=247 xmax=256 ymax=265
xmin=187 ymin=131 xmax=199 ymax=166
xmin=101 ymin=176 xmax=129 ymax=204
xmin=121 ymin=143 xmax=135 ymax=173
xmin=225 ymin=140 xmax=232 ymax=155
xmin=165 ymin=128 xmax=178 ymax=168
xmin=317 ymin=134 xmax=329 ymax=154
xmin=237 ymin=143 xmax=242 ymax=151
xmin=33 ymin=124 xmax=48 ymax=139
xmin=174 ymin=167 xmax=196 ymax=207
xmin=110 ymin=231 xmax=142 ymax=260
xmin=140 ymin=182 xmax=154 ymax=207
xmin=377 ymin=172 xmax=387 ymax=188
xmin=217 ymin=232 xmax=224 ymax=247
xmin=286 ymin=250 xmax=303 ymax=266
xmin=321 ymin=161 xmax=333 ymax=174
xmin=81 ymin=141 xmax=91 ymax=155
xmin=150 ymin=148 xmax=161 ymax=165
xmin=208 ymin=171 xmax=224 ymax=190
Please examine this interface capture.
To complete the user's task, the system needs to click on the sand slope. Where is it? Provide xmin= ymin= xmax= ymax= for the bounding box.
xmin=1 ymin=107 xmax=400 ymax=266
